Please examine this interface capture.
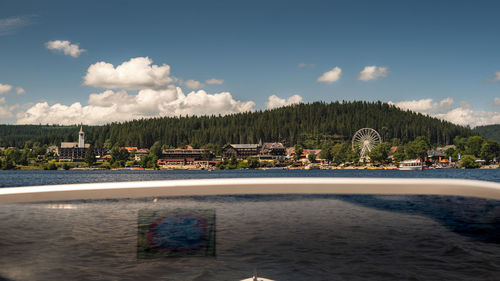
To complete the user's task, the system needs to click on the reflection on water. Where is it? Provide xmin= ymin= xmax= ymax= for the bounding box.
xmin=138 ymin=209 xmax=216 ymax=258
xmin=336 ymin=195 xmax=500 ymax=243
xmin=0 ymin=195 xmax=498 ymax=280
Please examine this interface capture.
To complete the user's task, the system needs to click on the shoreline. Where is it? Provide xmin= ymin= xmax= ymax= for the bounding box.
xmin=4 ymin=164 xmax=499 ymax=171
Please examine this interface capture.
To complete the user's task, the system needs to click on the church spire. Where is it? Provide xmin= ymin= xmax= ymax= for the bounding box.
xmin=78 ymin=125 xmax=85 ymax=148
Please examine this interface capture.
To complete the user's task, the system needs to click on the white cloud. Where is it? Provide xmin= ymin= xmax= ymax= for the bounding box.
xmin=298 ymin=63 xmax=315 ymax=68
xmin=16 ymin=87 xmax=25 ymax=95
xmin=438 ymin=97 xmax=454 ymax=111
xmin=45 ymin=40 xmax=86 ymax=58
xmin=358 ymin=66 xmax=388 ymax=81
xmin=0 ymin=16 xmax=34 ymax=36
xmin=494 ymin=97 xmax=500 ymax=106
xmin=0 ymin=98 xmax=18 ymax=119
xmin=205 ymin=78 xmax=224 ymax=85
xmin=434 ymin=108 xmax=500 ymax=127
xmin=0 ymin=83 xmax=13 ymax=94
xmin=83 ymin=57 xmax=172 ymax=90
xmin=390 ymin=98 xmax=434 ymax=112
xmin=390 ymin=97 xmax=500 ymax=127
xmin=184 ymin=79 xmax=202 ymax=89
xmin=16 ymin=87 xmax=256 ymax=125
xmin=0 ymin=106 xmax=13 ymax=118
xmin=389 ymin=97 xmax=455 ymax=114
xmin=266 ymin=94 xmax=303 ymax=110
xmin=488 ymin=71 xmax=500 ymax=82
xmin=317 ymin=67 xmax=342 ymax=83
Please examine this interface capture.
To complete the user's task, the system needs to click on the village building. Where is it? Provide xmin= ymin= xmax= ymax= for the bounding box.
xmin=222 ymin=144 xmax=261 ymax=159
xmin=59 ymin=126 xmax=89 ymax=161
xmin=427 ymin=149 xmax=447 ymax=163
xmin=158 ymin=145 xmax=215 ymax=167
xmin=46 ymin=145 xmax=59 ymax=155
xmin=134 ymin=148 xmax=150 ymax=161
xmin=162 ymin=147 xmax=214 ymax=160
xmin=120 ymin=147 xmax=138 ymax=153
xmin=286 ymin=147 xmax=322 ymax=160
xmin=427 ymin=145 xmax=456 ymax=165
xmin=258 ymin=142 xmax=286 ymax=161
xmin=222 ymin=142 xmax=287 ymax=160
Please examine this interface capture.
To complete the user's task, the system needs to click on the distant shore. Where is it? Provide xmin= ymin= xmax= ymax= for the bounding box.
xmin=14 ymin=164 xmax=495 ymax=171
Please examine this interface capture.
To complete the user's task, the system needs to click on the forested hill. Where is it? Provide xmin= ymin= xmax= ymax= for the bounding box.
xmin=474 ymin=124 xmax=500 ymax=142
xmin=0 ymin=125 xmax=79 ymax=148
xmin=0 ymin=101 xmax=476 ymax=148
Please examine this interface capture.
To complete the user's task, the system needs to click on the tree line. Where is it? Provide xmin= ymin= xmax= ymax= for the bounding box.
xmin=1 ymin=101 xmax=476 ymax=151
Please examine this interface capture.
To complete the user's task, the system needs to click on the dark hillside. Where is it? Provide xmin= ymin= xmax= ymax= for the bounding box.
xmin=0 ymin=101 xmax=476 ymax=148
xmin=474 ymin=124 xmax=500 ymax=142
xmin=87 ymin=101 xmax=474 ymax=148
xmin=0 ymin=125 xmax=80 ymax=147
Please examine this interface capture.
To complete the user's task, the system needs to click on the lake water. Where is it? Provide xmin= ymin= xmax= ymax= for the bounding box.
xmin=0 ymin=169 xmax=499 ymax=280
xmin=1 ymin=168 xmax=499 ymax=187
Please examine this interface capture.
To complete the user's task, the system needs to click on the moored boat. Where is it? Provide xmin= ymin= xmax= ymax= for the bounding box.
xmin=399 ymin=159 xmax=424 ymax=171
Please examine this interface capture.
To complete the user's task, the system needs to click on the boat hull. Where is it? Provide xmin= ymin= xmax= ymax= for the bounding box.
xmin=398 ymin=165 xmax=424 ymax=171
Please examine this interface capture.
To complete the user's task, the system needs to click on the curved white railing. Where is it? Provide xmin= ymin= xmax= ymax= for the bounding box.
xmin=0 ymin=177 xmax=499 ymax=203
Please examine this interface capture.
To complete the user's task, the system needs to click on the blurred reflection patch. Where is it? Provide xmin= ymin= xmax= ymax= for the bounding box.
xmin=138 ymin=209 xmax=215 ymax=258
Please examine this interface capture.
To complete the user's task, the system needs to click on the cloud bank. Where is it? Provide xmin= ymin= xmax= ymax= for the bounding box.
xmin=16 ymin=87 xmax=256 ymax=125
xmin=389 ymin=97 xmax=500 ymax=127
xmin=266 ymin=94 xmax=303 ymax=109
xmin=317 ymin=67 xmax=342 ymax=83
xmin=46 ymin=40 xmax=86 ymax=58
xmin=358 ymin=66 xmax=388 ymax=81
xmin=15 ymin=56 xmax=258 ymax=124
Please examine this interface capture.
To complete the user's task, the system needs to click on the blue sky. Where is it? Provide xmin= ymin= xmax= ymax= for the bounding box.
xmin=0 ymin=0 xmax=499 ymax=126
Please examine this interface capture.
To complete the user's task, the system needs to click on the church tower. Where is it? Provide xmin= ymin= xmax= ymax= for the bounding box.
xmin=78 ymin=126 xmax=85 ymax=148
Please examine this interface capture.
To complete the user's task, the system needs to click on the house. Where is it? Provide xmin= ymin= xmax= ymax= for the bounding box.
xmin=162 ymin=147 xmax=214 ymax=161
xmin=134 ymin=148 xmax=150 ymax=161
xmin=120 ymin=147 xmax=138 ymax=153
xmin=157 ymin=158 xmax=195 ymax=166
xmin=303 ymin=149 xmax=322 ymax=163
xmin=222 ymin=144 xmax=261 ymax=159
xmin=286 ymin=148 xmax=321 ymax=159
xmin=427 ymin=146 xmax=454 ymax=164
xmin=46 ymin=145 xmax=59 ymax=155
xmin=157 ymin=146 xmax=214 ymax=166
xmin=257 ymin=142 xmax=286 ymax=161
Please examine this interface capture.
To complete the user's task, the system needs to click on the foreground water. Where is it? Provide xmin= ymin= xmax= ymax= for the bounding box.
xmin=0 ymin=170 xmax=499 ymax=280
xmin=0 ymin=168 xmax=499 ymax=187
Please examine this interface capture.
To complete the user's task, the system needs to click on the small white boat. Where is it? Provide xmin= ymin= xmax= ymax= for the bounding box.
xmin=399 ymin=159 xmax=424 ymax=171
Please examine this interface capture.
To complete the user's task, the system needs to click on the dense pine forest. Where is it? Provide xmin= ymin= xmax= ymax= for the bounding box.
xmin=0 ymin=101 xmax=476 ymax=149
xmin=0 ymin=125 xmax=79 ymax=147
xmin=475 ymin=124 xmax=500 ymax=143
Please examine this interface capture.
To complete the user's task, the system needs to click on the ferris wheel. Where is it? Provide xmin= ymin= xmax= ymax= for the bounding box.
xmin=352 ymin=128 xmax=382 ymax=158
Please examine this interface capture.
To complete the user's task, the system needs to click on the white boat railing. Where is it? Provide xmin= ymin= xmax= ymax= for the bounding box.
xmin=0 ymin=178 xmax=499 ymax=203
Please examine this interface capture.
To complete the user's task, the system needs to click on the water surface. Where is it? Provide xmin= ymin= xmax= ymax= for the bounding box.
xmin=1 ymin=169 xmax=499 ymax=187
